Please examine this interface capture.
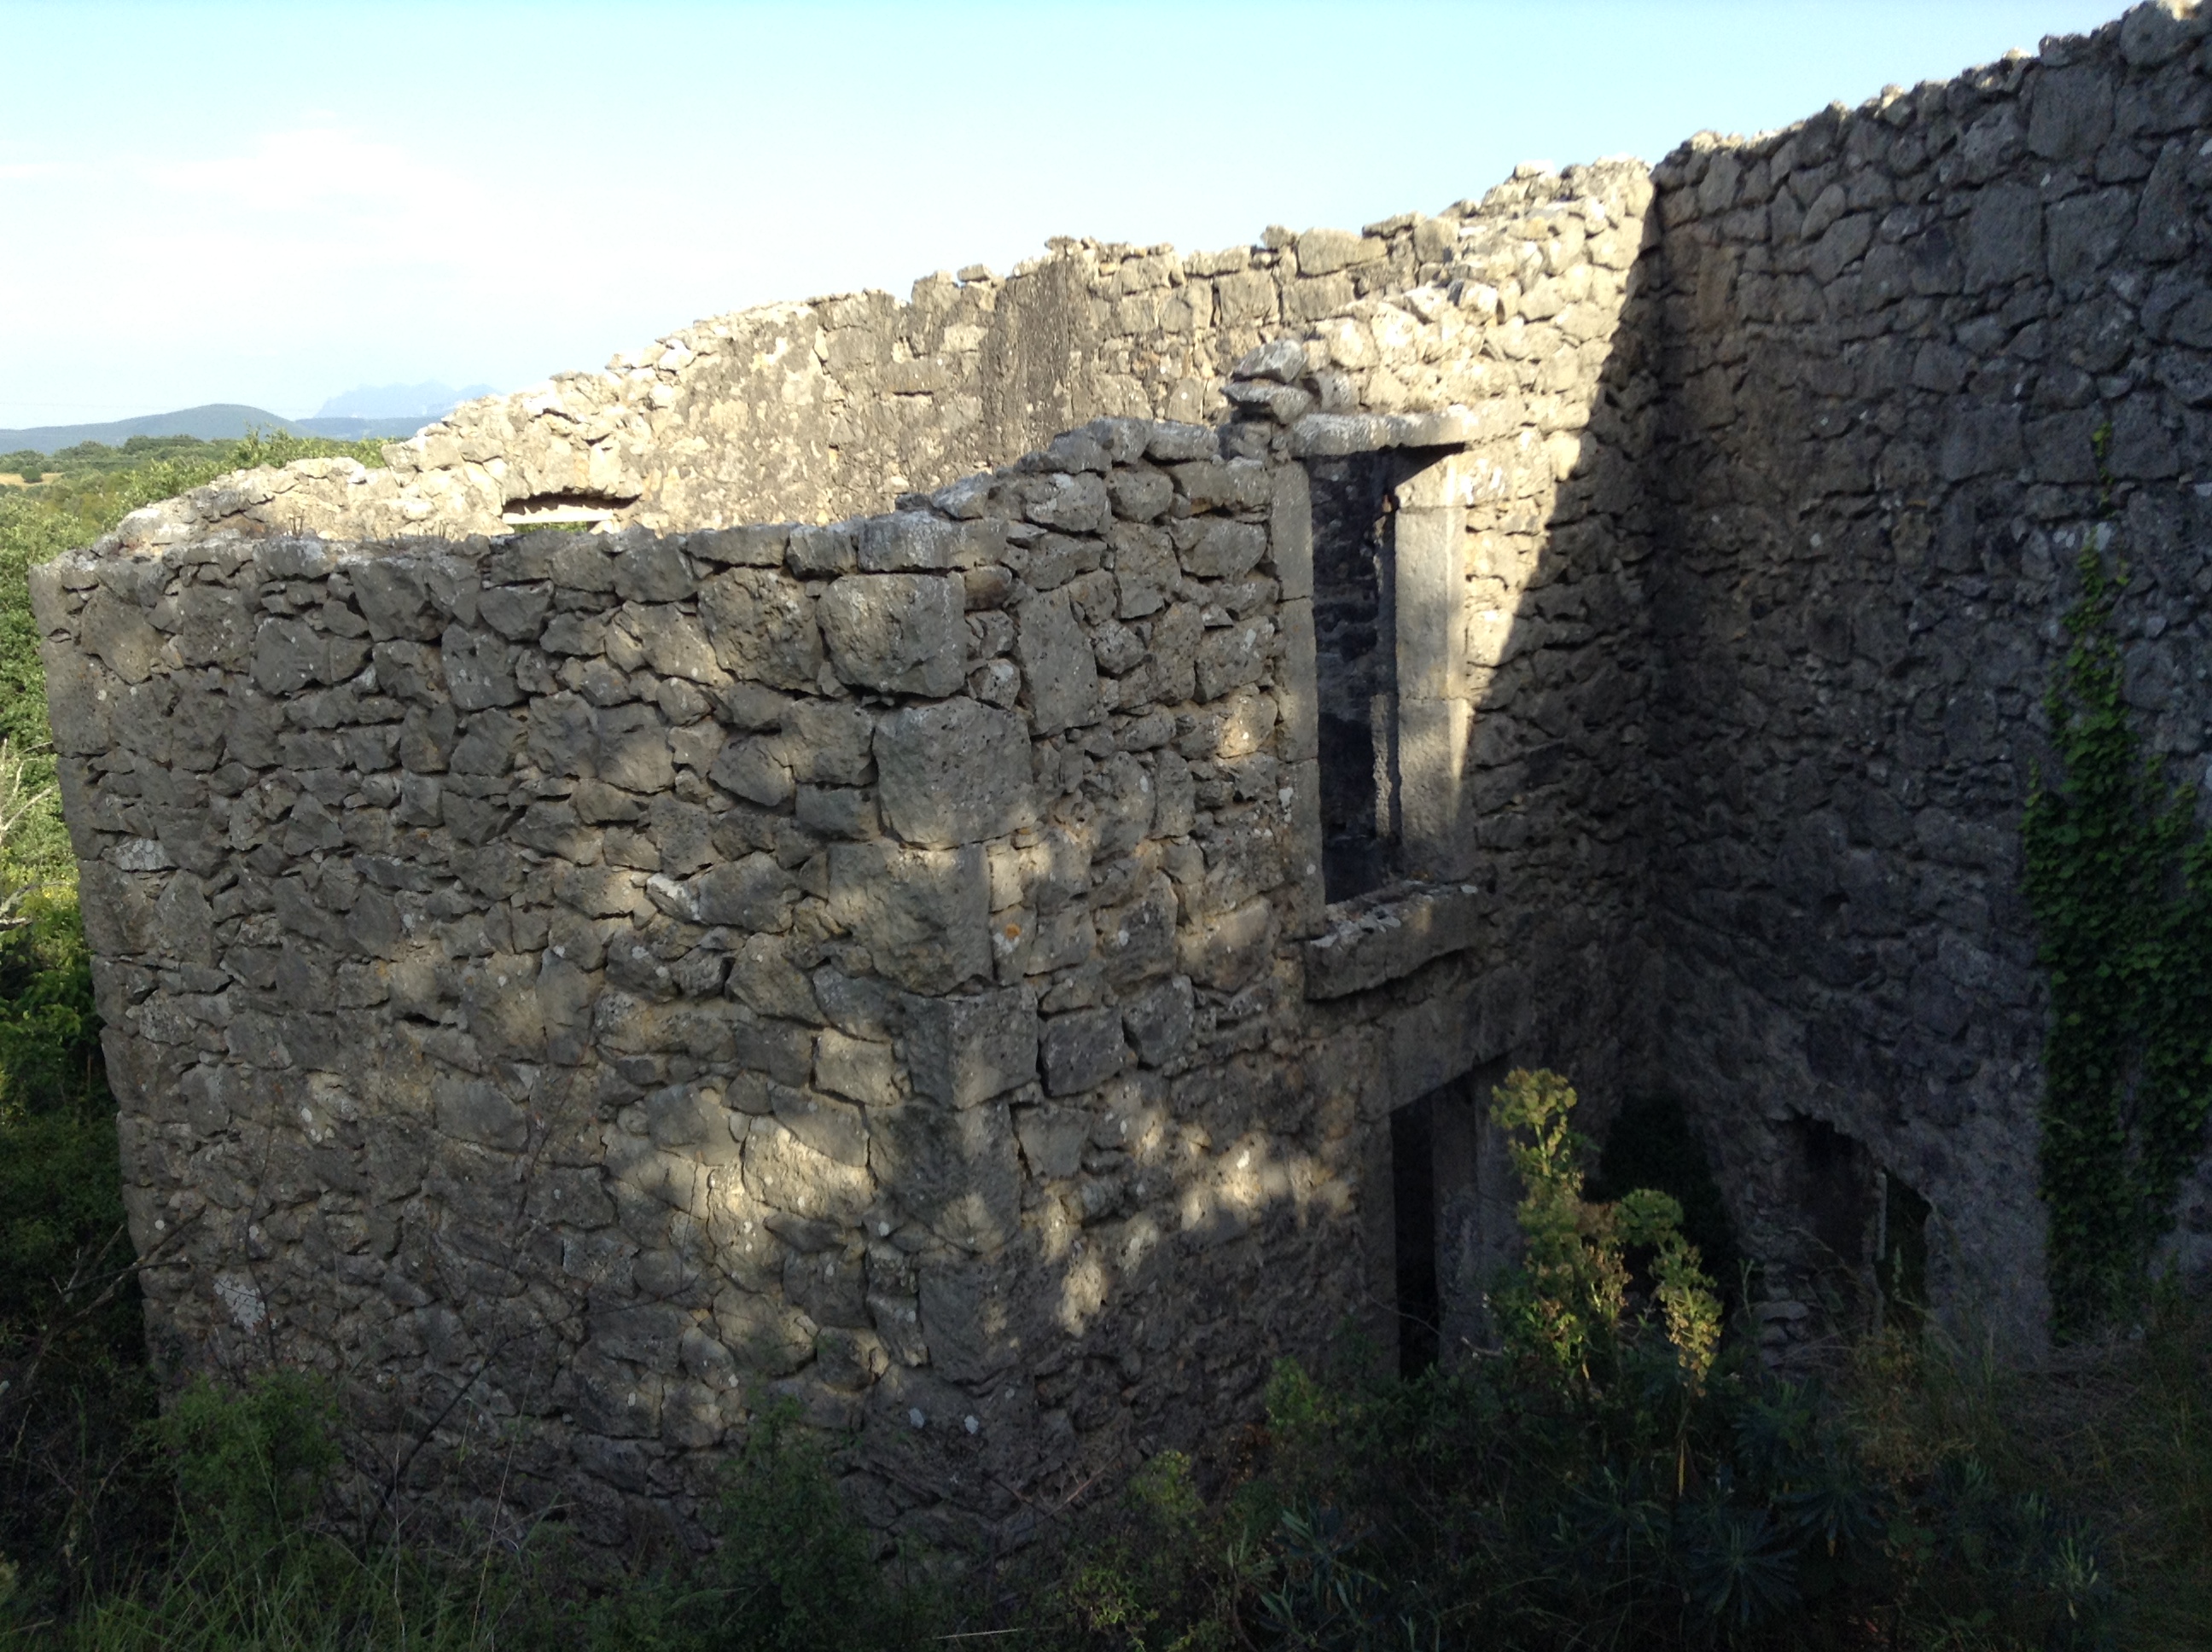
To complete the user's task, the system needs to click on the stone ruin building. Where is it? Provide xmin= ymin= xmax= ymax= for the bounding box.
xmin=31 ymin=0 xmax=2212 ymax=1551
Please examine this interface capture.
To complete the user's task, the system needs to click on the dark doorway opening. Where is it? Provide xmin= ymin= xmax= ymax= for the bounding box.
xmin=1310 ymin=452 xmax=1421 ymax=905
xmin=1590 ymin=1093 xmax=1743 ymax=1307
xmin=1794 ymin=1117 xmax=1877 ymax=1276
xmin=1391 ymin=1094 xmax=1441 ymax=1376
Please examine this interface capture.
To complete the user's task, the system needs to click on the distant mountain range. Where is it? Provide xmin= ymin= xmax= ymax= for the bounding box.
xmin=0 ymin=381 xmax=501 ymax=455
xmin=317 ymin=381 xmax=496 ymax=420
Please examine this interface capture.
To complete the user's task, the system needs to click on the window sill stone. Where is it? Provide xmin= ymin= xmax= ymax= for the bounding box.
xmin=1301 ymin=881 xmax=1481 ymax=999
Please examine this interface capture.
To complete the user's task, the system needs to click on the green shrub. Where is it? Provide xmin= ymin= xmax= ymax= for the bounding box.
xmin=555 ymin=1398 xmax=935 ymax=1652
xmin=984 ymin=1071 xmax=2123 ymax=1651
xmin=17 ymin=1374 xmax=507 ymax=1651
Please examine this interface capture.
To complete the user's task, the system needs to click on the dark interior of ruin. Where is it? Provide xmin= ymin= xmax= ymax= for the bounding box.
xmin=1390 ymin=1091 xmax=1441 ymax=1376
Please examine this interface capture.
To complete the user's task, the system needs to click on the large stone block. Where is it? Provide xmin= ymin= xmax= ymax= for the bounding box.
xmin=686 ymin=853 xmax=800 ymax=931
xmin=1094 ymin=871 xmax=1178 ymax=987
xmin=782 ymin=701 xmax=875 ymax=785
xmin=915 ymin=1249 xmax=1036 ymax=1380
xmin=160 ymin=585 xmax=250 ymax=671
xmin=699 ymin=568 xmax=824 ymax=690
xmin=1270 ymin=462 xmax=1313 ymax=601
xmin=870 ymin=1099 xmax=1020 ymax=1253
xmin=597 ymin=704 xmax=673 ymax=793
xmin=828 ymin=841 xmax=990 ymax=993
xmin=858 ymin=512 xmax=960 ymax=572
xmin=771 ymin=1084 xmax=870 ymax=1168
xmin=1196 ymin=618 xmax=1272 ymax=703
xmin=1398 ymin=697 xmax=1474 ymax=882
xmin=252 ymin=615 xmax=326 ymax=695
xmin=1121 ymin=974 xmax=1195 ymax=1066
xmin=1178 ymin=898 xmax=1274 ymax=992
xmin=1040 ymin=1006 xmax=1126 ymax=1096
xmin=743 ymin=1117 xmax=873 ymax=1226
xmin=440 ymin=625 xmax=518 ymax=710
xmin=874 ymin=697 xmax=1037 ymax=849
xmin=1011 ymin=1103 xmax=1089 ymax=1179
xmin=1177 ymin=520 xmax=1267 ymax=579
xmin=1016 ymin=588 xmax=1102 ymax=735
xmin=626 ymin=603 xmax=729 ymax=685
xmin=814 ymin=1031 xmax=899 ymax=1108
xmin=900 ymin=986 xmax=1039 ymax=1108
xmin=818 ymin=573 xmax=964 ymax=695
xmin=1962 ymin=183 xmax=2044 ymax=293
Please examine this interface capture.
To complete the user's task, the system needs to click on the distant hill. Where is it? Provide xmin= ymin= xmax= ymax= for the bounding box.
xmin=0 ymin=403 xmax=445 ymax=455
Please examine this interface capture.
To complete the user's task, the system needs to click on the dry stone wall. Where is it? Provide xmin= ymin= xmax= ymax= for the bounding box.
xmin=102 ymin=218 xmax=1487 ymax=550
xmin=38 ymin=0 xmax=2212 ymax=1549
xmin=35 ymin=417 xmax=1378 ymax=1548
xmin=32 ymin=139 xmax=1669 ymax=1539
xmin=1631 ymin=0 xmax=2212 ymax=1349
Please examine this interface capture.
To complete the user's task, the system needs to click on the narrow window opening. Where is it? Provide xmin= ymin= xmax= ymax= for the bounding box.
xmin=1391 ymin=1093 xmax=1441 ymax=1376
xmin=1311 ymin=453 xmax=1417 ymax=904
xmin=502 ymin=490 xmax=640 ymax=532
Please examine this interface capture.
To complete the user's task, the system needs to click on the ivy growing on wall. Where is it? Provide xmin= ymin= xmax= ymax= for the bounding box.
xmin=2023 ymin=431 xmax=2212 ymax=1338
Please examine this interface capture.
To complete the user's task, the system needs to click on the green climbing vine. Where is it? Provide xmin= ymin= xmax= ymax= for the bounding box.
xmin=2022 ymin=427 xmax=2212 ymax=1338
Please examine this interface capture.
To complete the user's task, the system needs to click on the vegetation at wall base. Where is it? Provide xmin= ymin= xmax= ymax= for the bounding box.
xmin=0 ymin=432 xmax=392 ymax=1626
xmin=7 ymin=1067 xmax=2196 ymax=1650
xmin=2023 ymin=428 xmax=2212 ymax=1338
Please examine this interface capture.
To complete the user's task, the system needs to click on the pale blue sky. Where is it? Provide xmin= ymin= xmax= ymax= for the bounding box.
xmin=0 ymin=1 xmax=2131 ymax=425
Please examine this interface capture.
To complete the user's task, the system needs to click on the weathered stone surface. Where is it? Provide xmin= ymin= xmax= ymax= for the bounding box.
xmin=687 ymin=854 xmax=798 ymax=930
xmin=858 ymin=512 xmax=960 ymax=572
xmin=874 ymin=698 xmax=1038 ymax=848
xmin=745 ymin=1117 xmax=872 ymax=1224
xmin=1178 ymin=898 xmax=1273 ymax=992
xmin=814 ymin=1031 xmax=899 ymax=1108
xmin=80 ymin=590 xmax=166 ymax=684
xmin=1040 ymin=1007 xmax=1125 ymax=1096
xmin=51 ymin=24 xmax=2197 ymax=1553
xmin=1095 ymin=873 xmax=1178 ymax=986
xmin=782 ymin=701 xmax=873 ymax=784
xmin=818 ymin=573 xmax=964 ymax=696
xmin=1304 ymin=884 xmax=1481 ymax=999
xmin=1196 ymin=618 xmax=1272 ymax=703
xmin=626 ymin=604 xmax=728 ymax=684
xmin=900 ymin=986 xmax=1039 ymax=1108
xmin=729 ymin=935 xmax=819 ymax=1021
xmin=771 ymin=1085 xmax=869 ymax=1168
xmin=699 ymin=569 xmax=822 ymax=689
xmin=597 ymin=704 xmax=672 ymax=792
xmin=1015 ymin=588 xmax=1101 ymax=735
xmin=828 ymin=841 xmax=989 ymax=993
xmin=871 ymin=1099 xmax=1020 ymax=1252
xmin=1121 ymin=974 xmax=1195 ymax=1066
